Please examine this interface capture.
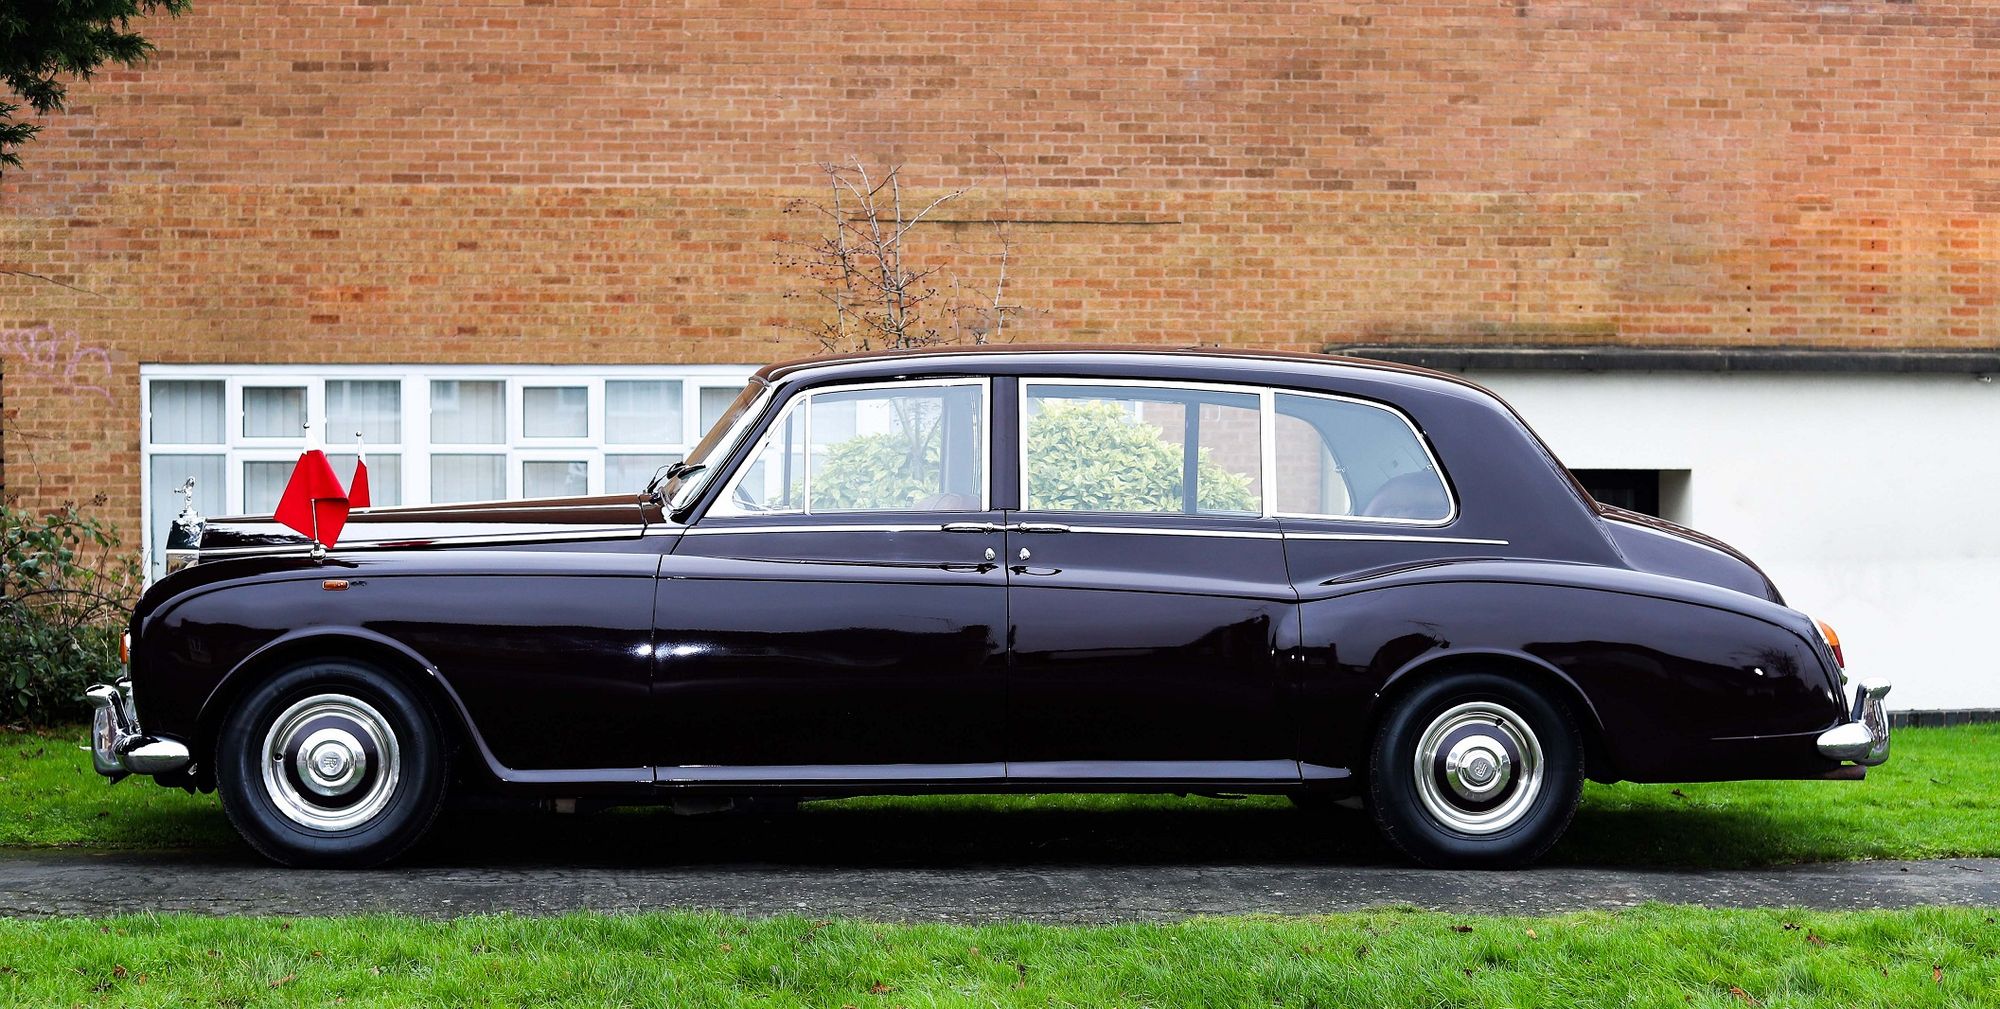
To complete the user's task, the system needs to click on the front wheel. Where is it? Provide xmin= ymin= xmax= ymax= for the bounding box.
xmin=1366 ymin=671 xmax=1583 ymax=868
xmin=216 ymin=659 xmax=448 ymax=868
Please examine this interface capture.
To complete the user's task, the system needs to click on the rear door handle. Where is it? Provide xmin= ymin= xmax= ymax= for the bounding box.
xmin=1013 ymin=522 xmax=1071 ymax=534
xmin=941 ymin=521 xmax=1002 ymax=534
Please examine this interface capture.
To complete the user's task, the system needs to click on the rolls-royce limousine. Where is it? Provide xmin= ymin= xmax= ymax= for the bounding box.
xmin=90 ymin=347 xmax=1891 ymax=867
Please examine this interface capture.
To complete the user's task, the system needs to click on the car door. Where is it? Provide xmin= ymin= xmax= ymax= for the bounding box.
xmin=1004 ymin=378 xmax=1300 ymax=783
xmin=654 ymin=377 xmax=1008 ymax=783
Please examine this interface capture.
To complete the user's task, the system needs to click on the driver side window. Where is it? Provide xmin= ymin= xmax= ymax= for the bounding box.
xmin=724 ymin=381 xmax=988 ymax=514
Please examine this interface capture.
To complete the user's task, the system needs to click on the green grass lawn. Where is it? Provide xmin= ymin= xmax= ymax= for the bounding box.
xmin=3 ymin=723 xmax=1995 ymax=867
xmin=0 ymin=905 xmax=1994 ymax=1008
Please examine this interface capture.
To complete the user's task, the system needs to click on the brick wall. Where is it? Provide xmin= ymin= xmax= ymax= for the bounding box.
xmin=1 ymin=1 xmax=1995 ymax=536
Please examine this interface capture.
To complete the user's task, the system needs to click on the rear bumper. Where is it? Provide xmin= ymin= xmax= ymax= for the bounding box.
xmin=85 ymin=681 xmax=191 ymax=781
xmin=1816 ymin=677 xmax=1892 ymax=767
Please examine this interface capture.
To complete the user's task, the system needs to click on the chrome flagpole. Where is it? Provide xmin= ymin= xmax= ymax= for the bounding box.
xmin=305 ymin=418 xmax=326 ymax=561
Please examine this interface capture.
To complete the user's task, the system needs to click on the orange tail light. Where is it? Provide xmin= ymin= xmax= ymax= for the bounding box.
xmin=1814 ymin=619 xmax=1844 ymax=669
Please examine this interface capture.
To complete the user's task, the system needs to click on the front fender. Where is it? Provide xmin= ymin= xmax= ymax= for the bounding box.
xmin=192 ymin=626 xmax=458 ymax=758
xmin=128 ymin=548 xmax=661 ymax=779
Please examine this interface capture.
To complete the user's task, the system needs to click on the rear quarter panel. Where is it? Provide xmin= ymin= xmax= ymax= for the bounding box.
xmin=1294 ymin=561 xmax=1849 ymax=782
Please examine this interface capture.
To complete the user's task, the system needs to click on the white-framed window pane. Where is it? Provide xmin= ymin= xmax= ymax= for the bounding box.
xmin=524 ymin=386 xmax=589 ymax=439
xmin=328 ymin=453 xmax=401 ymax=507
xmin=431 ymin=380 xmax=503 ymax=444
xmin=149 ymin=454 xmax=223 ymax=578
xmin=149 ymin=381 xmax=224 ymax=444
xmin=243 ymin=387 xmax=306 ymax=439
xmin=523 ymin=460 xmax=589 ymax=498
xmin=699 ymin=387 xmax=739 ymax=437
xmin=605 ymin=380 xmax=680 ymax=444
xmin=243 ymin=460 xmax=293 ymax=514
xmin=328 ymin=380 xmax=401 ymax=444
xmin=606 ymin=453 xmax=682 ymax=495
xmin=432 ymin=454 xmax=504 ymax=503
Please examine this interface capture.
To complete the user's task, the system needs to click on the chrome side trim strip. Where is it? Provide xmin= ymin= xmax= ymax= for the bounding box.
xmin=658 ymin=762 xmax=1006 ymax=784
xmin=1059 ymin=524 xmax=1282 ymax=540
xmin=347 ymin=526 xmax=641 ymax=547
xmin=680 ymin=522 xmax=1503 ymax=546
xmin=1006 ymin=758 xmax=1300 ymax=781
xmin=186 ymin=545 xmax=316 ymax=558
xmin=191 ymin=526 xmax=646 ymax=559
xmin=682 ymin=524 xmax=973 ymax=536
xmin=1285 ymin=531 xmax=1510 ymax=546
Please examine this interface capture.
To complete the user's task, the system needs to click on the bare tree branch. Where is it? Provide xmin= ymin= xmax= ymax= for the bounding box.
xmin=778 ymin=159 xmax=1021 ymax=354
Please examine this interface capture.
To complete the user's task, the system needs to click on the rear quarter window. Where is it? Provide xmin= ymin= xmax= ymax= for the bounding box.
xmin=1273 ymin=393 xmax=1452 ymax=523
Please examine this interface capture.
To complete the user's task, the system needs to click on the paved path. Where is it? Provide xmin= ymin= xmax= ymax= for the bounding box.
xmin=3 ymin=851 xmax=1994 ymax=923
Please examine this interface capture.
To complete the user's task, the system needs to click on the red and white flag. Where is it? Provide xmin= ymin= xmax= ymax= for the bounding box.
xmin=275 ymin=425 xmax=350 ymax=548
xmin=348 ymin=437 xmax=372 ymax=509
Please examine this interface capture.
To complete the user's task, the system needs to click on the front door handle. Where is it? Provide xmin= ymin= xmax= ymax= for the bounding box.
xmin=941 ymin=522 xmax=1002 ymax=534
xmin=1013 ymin=522 xmax=1071 ymax=534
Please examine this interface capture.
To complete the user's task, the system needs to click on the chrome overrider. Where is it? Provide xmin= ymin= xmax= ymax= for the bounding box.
xmin=1816 ymin=677 xmax=1893 ymax=767
xmin=85 ymin=680 xmax=191 ymax=782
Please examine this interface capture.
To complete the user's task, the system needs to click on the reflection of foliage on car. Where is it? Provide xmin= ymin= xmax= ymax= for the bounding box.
xmin=1027 ymin=401 xmax=1257 ymax=514
xmin=809 ymin=428 xmax=945 ymax=511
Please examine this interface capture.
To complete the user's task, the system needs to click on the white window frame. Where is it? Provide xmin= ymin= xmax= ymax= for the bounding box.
xmin=139 ymin=363 xmax=756 ymax=576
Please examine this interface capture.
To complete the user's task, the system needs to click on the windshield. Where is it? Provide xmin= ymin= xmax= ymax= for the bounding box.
xmin=662 ymin=381 xmax=768 ymax=511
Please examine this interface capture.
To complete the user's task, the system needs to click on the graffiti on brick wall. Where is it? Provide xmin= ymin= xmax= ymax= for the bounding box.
xmin=0 ymin=326 xmax=115 ymax=402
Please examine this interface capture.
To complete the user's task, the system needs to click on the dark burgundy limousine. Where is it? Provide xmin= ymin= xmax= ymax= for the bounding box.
xmin=91 ymin=347 xmax=1890 ymax=868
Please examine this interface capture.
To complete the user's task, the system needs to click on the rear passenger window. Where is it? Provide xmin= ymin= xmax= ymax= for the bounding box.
xmin=1273 ymin=393 xmax=1451 ymax=523
xmin=1023 ymin=383 xmax=1262 ymax=516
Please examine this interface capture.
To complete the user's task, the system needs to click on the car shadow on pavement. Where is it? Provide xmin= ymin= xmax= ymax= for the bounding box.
xmin=390 ymin=798 xmax=1818 ymax=870
xmin=414 ymin=802 xmax=1378 ymax=868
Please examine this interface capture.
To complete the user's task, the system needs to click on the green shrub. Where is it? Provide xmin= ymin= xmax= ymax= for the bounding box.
xmin=1026 ymin=400 xmax=1257 ymax=514
xmin=0 ymin=497 xmax=141 ymax=725
xmin=810 ymin=429 xmax=944 ymax=511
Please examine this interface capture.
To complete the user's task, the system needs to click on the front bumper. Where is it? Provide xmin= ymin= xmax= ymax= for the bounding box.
xmin=1816 ymin=677 xmax=1892 ymax=767
xmin=85 ymin=681 xmax=191 ymax=782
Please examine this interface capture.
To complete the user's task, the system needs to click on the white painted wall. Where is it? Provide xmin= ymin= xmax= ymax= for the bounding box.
xmin=1464 ymin=370 xmax=2000 ymax=712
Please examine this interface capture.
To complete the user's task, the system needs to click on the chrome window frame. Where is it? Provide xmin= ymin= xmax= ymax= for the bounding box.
xmin=1016 ymin=377 xmax=1458 ymax=528
xmin=666 ymin=382 xmax=775 ymax=513
xmin=707 ymin=376 xmax=993 ymax=518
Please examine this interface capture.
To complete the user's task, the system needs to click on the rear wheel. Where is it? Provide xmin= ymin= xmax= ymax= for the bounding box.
xmin=216 ymin=659 xmax=447 ymax=868
xmin=1366 ymin=671 xmax=1583 ymax=868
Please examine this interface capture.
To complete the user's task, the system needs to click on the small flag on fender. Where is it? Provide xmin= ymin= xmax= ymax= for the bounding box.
xmin=274 ymin=449 xmax=350 ymax=548
xmin=349 ymin=445 xmax=372 ymax=510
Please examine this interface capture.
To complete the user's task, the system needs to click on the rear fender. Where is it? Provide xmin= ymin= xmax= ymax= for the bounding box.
xmin=1294 ymin=565 xmax=1848 ymax=782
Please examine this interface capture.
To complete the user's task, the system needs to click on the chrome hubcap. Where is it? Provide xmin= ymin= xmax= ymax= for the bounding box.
xmin=1443 ymin=734 xmax=1511 ymax=799
xmin=260 ymin=694 xmax=400 ymax=831
xmin=296 ymin=727 xmax=368 ymax=798
xmin=1412 ymin=701 xmax=1543 ymax=836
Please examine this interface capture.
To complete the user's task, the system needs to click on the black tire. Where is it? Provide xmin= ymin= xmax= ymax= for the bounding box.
xmin=215 ymin=659 xmax=448 ymax=868
xmin=1366 ymin=671 xmax=1583 ymax=868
